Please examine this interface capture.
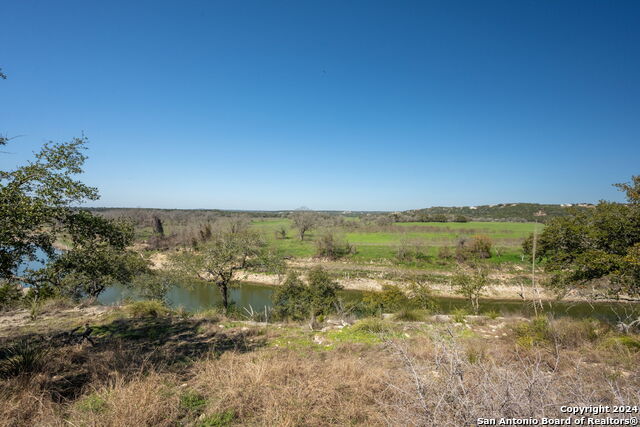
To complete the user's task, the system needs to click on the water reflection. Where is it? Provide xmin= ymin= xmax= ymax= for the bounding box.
xmin=98 ymin=281 xmax=638 ymax=323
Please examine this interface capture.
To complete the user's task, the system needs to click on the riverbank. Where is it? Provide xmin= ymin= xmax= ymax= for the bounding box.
xmin=147 ymin=252 xmax=587 ymax=303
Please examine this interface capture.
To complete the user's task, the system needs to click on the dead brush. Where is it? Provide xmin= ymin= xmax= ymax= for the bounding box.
xmin=379 ymin=334 xmax=640 ymax=426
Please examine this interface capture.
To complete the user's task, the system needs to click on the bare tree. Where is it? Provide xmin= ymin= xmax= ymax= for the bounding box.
xmin=227 ymin=215 xmax=250 ymax=234
xmin=152 ymin=216 xmax=164 ymax=236
xmin=291 ymin=211 xmax=317 ymax=241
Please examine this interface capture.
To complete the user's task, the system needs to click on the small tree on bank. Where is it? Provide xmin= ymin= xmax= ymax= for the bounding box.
xmin=172 ymin=231 xmax=280 ymax=313
xmin=271 ymin=272 xmax=309 ymax=321
xmin=45 ymin=213 xmax=148 ymax=300
xmin=524 ymin=175 xmax=640 ymax=300
xmin=451 ymin=266 xmax=490 ymax=313
xmin=271 ymin=267 xmax=342 ymax=322
xmin=0 ymin=135 xmax=149 ymax=303
xmin=1 ymin=75 xmax=150 ymax=306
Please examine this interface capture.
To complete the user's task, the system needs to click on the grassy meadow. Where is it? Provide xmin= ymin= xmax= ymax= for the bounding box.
xmin=250 ymin=218 xmax=540 ymax=266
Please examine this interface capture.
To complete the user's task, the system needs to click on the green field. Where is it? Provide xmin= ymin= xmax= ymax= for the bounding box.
xmin=250 ymin=219 xmax=541 ymax=265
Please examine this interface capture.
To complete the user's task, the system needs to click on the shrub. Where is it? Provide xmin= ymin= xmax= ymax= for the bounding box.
xmin=484 ymin=309 xmax=501 ymax=320
xmin=351 ymin=317 xmax=393 ymax=333
xmin=395 ymin=242 xmax=413 ymax=262
xmin=362 ymin=284 xmax=410 ymax=313
xmin=455 ymin=238 xmax=469 ymax=262
xmin=307 ymin=267 xmax=342 ymax=317
xmin=547 ymin=318 xmax=601 ymax=348
xmin=602 ymin=335 xmax=640 ymax=351
xmin=407 ymin=279 xmax=437 ymax=312
xmin=271 ymin=272 xmax=309 ymax=321
xmin=437 ymin=246 xmax=454 ymax=261
xmin=451 ymin=267 xmax=489 ymax=313
xmin=193 ymin=308 xmax=221 ymax=321
xmin=0 ymin=282 xmax=22 ymax=310
xmin=451 ymin=308 xmax=469 ymax=323
xmin=395 ymin=240 xmax=429 ymax=263
xmin=392 ymin=308 xmax=427 ymax=322
xmin=271 ymin=268 xmax=342 ymax=321
xmin=314 ymin=232 xmax=354 ymax=260
xmin=274 ymin=226 xmax=287 ymax=240
xmin=429 ymin=214 xmax=448 ymax=223
xmin=131 ymin=272 xmax=172 ymax=301
xmin=125 ymin=300 xmax=170 ymax=318
xmin=513 ymin=316 xmax=550 ymax=347
xmin=0 ymin=339 xmax=49 ymax=378
xmin=469 ymin=235 xmax=493 ymax=258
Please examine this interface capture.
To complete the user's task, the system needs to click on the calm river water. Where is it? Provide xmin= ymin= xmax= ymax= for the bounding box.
xmin=22 ymin=251 xmax=636 ymax=322
xmin=98 ymin=281 xmax=637 ymax=323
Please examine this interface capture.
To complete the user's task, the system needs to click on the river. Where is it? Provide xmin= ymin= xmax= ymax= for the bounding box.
xmin=20 ymin=251 xmax=637 ymax=322
xmin=98 ymin=281 xmax=637 ymax=323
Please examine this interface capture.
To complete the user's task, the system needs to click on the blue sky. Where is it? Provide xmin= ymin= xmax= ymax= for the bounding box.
xmin=1 ymin=0 xmax=639 ymax=211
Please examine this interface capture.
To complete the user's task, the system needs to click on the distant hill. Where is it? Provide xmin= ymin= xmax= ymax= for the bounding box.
xmin=85 ymin=204 xmax=595 ymax=224
xmin=402 ymin=203 xmax=595 ymax=223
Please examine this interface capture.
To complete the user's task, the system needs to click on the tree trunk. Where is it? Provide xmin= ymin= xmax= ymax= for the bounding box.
xmin=219 ymin=282 xmax=229 ymax=314
xmin=153 ymin=216 xmax=164 ymax=236
xmin=309 ymin=309 xmax=318 ymax=330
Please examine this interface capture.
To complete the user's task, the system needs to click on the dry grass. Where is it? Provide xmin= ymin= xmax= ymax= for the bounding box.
xmin=67 ymin=372 xmax=181 ymax=427
xmin=1 ymin=307 xmax=639 ymax=426
xmin=190 ymin=349 xmax=391 ymax=425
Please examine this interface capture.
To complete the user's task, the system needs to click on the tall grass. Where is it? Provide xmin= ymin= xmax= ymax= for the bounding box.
xmin=0 ymin=339 xmax=49 ymax=378
xmin=124 ymin=300 xmax=170 ymax=318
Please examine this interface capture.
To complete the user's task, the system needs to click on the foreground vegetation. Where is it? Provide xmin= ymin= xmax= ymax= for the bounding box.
xmin=1 ymin=301 xmax=639 ymax=426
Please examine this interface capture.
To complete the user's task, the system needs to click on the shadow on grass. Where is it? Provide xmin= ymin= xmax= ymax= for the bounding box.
xmin=0 ymin=316 xmax=265 ymax=401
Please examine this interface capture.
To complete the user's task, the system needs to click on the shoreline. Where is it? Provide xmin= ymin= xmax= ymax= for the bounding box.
xmin=146 ymin=252 xmax=635 ymax=304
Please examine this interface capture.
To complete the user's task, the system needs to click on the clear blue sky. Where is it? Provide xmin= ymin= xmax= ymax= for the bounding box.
xmin=1 ymin=0 xmax=639 ymax=211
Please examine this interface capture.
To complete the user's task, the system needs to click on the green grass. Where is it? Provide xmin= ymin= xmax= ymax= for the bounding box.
xmin=250 ymin=218 xmax=539 ymax=265
xmin=180 ymin=390 xmax=207 ymax=413
xmin=350 ymin=317 xmax=394 ymax=333
xmin=392 ymin=308 xmax=429 ymax=322
xmin=396 ymin=221 xmax=538 ymax=233
xmin=124 ymin=300 xmax=170 ymax=318
xmin=199 ymin=410 xmax=236 ymax=426
xmin=76 ymin=393 xmax=108 ymax=414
